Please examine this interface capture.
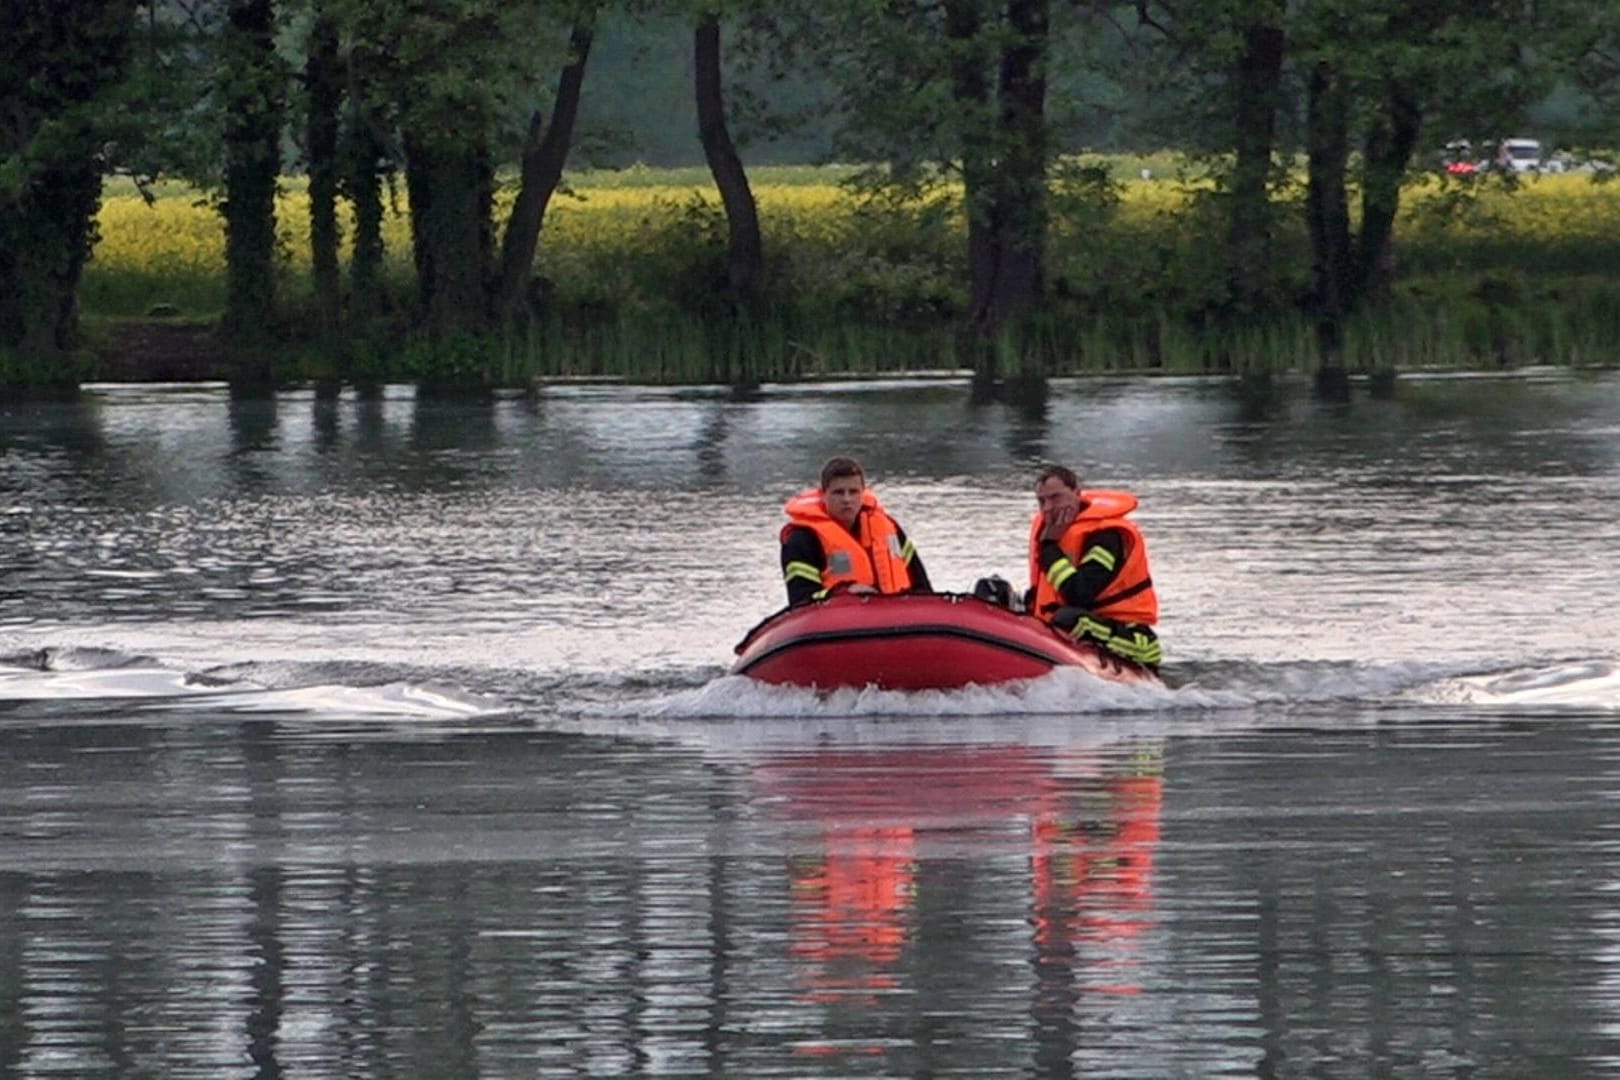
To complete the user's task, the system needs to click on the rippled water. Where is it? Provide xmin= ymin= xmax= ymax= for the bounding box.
xmin=3 ymin=373 xmax=1619 ymax=1077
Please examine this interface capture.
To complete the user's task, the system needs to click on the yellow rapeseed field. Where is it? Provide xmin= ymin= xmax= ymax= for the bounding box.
xmin=95 ymin=186 xmax=233 ymax=276
xmin=85 ymin=167 xmax=1620 ymax=316
xmin=92 ymin=175 xmax=863 ymax=280
xmin=1407 ymin=172 xmax=1620 ymax=238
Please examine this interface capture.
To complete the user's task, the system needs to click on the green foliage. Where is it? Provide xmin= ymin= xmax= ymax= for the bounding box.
xmin=0 ymin=341 xmax=99 ymax=389
xmin=1 ymin=1 xmax=138 ymax=369
xmin=77 ymin=158 xmax=1620 ymax=383
xmin=22 ymin=0 xmax=1620 ymax=385
xmin=335 ymin=0 xmax=579 ymax=160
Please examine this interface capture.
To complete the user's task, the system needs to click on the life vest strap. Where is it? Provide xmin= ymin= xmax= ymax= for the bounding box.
xmin=1099 ymin=575 xmax=1153 ymax=606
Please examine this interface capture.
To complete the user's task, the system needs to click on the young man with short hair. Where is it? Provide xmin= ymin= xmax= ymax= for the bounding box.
xmin=779 ymin=456 xmax=932 ymax=606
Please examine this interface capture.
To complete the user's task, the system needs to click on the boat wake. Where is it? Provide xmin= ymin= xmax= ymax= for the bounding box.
xmin=0 ymin=647 xmax=509 ymax=721
xmin=598 ymin=657 xmax=1481 ymax=721
xmin=599 ymin=652 xmax=1620 ymax=723
xmin=636 ymin=668 xmax=1180 ymax=719
xmin=1408 ymin=660 xmax=1620 ymax=711
xmin=7 ymin=644 xmax=1614 ymax=729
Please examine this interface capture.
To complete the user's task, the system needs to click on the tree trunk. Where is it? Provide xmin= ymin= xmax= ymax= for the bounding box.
xmin=0 ymin=1 xmax=136 ymax=380
xmin=347 ymin=128 xmax=385 ymax=319
xmin=944 ymin=0 xmax=995 ymax=385
xmin=305 ymin=10 xmax=342 ymax=333
xmin=1226 ymin=18 xmax=1285 ymax=313
xmin=492 ymin=17 xmax=595 ymax=322
xmin=404 ymin=133 xmax=494 ymax=334
xmin=945 ymin=0 xmax=994 ymax=324
xmin=343 ymin=37 xmax=386 ymax=320
xmin=0 ymin=162 xmax=104 ymax=366
xmin=947 ymin=0 xmax=1049 ymax=388
xmin=1304 ymin=59 xmax=1352 ymax=364
xmin=221 ymin=0 xmax=284 ymax=365
xmin=1355 ymin=77 xmax=1421 ymax=305
xmin=403 ymin=131 xmax=433 ymax=311
xmin=694 ymin=14 xmax=764 ymax=304
xmin=986 ymin=0 xmax=1049 ymax=329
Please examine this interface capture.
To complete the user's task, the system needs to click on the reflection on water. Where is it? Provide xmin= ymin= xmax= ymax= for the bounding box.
xmin=772 ymin=743 xmax=1166 ymax=1056
xmin=2 ymin=374 xmax=1620 ymax=1075
xmin=6 ymin=719 xmax=1620 ymax=1076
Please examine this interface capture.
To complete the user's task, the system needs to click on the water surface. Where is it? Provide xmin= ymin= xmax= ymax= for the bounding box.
xmin=3 ymin=372 xmax=1619 ymax=1076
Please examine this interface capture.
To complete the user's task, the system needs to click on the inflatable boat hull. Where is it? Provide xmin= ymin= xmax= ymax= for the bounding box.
xmin=731 ymin=593 xmax=1158 ymax=691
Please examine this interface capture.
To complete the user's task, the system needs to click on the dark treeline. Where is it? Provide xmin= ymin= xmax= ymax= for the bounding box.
xmin=4 ymin=0 xmax=1620 ymax=392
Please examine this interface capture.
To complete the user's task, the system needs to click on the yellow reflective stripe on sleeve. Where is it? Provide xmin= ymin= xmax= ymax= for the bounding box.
xmin=784 ymin=561 xmax=824 ymax=586
xmin=812 ymin=587 xmax=831 ymax=599
xmin=900 ymin=538 xmax=916 ymax=562
xmin=1046 ymin=558 xmax=1076 ymax=589
xmin=1079 ymin=545 xmax=1117 ymax=572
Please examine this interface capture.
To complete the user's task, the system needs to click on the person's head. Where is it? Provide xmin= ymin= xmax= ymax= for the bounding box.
xmin=1034 ymin=464 xmax=1082 ymax=517
xmin=819 ymin=456 xmax=867 ymax=528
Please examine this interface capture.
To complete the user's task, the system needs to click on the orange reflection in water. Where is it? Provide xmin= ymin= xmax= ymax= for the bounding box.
xmin=758 ymin=745 xmax=1165 ymax=1016
xmin=789 ymin=826 xmax=916 ymax=1003
xmin=1031 ymin=771 xmax=1163 ymax=996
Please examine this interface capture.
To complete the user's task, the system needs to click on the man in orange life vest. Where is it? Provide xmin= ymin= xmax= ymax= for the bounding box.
xmin=780 ymin=456 xmax=933 ymax=606
xmin=1027 ymin=464 xmax=1162 ymax=668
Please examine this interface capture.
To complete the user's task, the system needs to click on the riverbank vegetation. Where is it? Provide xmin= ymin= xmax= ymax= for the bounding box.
xmin=78 ymin=166 xmax=1620 ymax=384
xmin=7 ymin=3 xmax=1620 ymax=393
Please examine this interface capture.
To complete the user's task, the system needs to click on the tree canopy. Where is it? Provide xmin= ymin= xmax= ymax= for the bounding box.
xmin=4 ymin=0 xmax=1615 ymax=387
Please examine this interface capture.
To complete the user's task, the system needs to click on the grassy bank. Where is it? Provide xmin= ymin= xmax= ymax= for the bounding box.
xmin=78 ymin=163 xmax=1620 ymax=383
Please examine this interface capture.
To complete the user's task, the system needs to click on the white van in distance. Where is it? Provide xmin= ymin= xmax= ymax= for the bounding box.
xmin=1496 ymin=138 xmax=1543 ymax=173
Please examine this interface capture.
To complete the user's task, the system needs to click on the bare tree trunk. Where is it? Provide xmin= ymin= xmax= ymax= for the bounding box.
xmin=492 ymin=17 xmax=595 ymax=322
xmin=694 ymin=14 xmax=764 ymax=303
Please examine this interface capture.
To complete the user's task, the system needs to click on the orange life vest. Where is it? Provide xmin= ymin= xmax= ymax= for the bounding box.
xmin=782 ymin=488 xmax=914 ymax=595
xmin=1028 ymin=489 xmax=1158 ymax=625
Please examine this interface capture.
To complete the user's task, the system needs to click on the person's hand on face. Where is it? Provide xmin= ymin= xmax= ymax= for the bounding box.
xmin=1034 ymin=475 xmax=1081 ymax=543
xmin=1040 ymin=504 xmax=1076 ymax=542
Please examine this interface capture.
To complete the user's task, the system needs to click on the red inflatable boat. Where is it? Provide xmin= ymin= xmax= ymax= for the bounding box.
xmin=731 ymin=592 xmax=1160 ymax=692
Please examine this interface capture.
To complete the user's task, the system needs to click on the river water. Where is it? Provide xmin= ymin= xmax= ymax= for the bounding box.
xmin=2 ymin=372 xmax=1619 ymax=1077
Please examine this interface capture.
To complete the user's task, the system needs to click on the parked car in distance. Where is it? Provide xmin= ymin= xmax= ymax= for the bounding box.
xmin=1496 ymin=138 xmax=1543 ymax=173
xmin=1441 ymin=139 xmax=1479 ymax=176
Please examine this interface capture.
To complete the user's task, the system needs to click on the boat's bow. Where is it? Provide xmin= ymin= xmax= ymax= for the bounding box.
xmin=731 ymin=592 xmax=1155 ymax=691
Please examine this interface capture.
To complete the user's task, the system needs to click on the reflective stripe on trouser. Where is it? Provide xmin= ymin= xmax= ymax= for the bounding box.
xmin=1070 ymin=615 xmax=1162 ymax=667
